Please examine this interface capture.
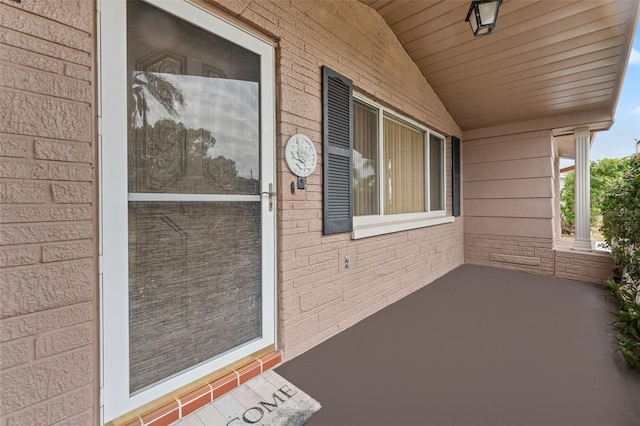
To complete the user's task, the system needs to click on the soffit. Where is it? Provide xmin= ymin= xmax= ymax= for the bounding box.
xmin=555 ymin=134 xmax=575 ymax=158
xmin=359 ymin=0 xmax=639 ymax=133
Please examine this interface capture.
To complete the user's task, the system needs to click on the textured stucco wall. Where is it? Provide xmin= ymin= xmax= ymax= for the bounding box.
xmin=203 ymin=0 xmax=465 ymax=360
xmin=0 ymin=0 xmax=97 ymax=424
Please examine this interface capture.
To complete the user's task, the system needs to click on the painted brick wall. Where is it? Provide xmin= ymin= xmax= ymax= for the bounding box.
xmin=0 ymin=0 xmax=96 ymax=424
xmin=555 ymin=249 xmax=614 ymax=285
xmin=465 ymin=234 xmax=555 ymax=276
xmin=465 ymin=235 xmax=614 ymax=284
xmin=1 ymin=0 xmax=465 ymax=422
xmin=203 ymin=0 xmax=465 ymax=359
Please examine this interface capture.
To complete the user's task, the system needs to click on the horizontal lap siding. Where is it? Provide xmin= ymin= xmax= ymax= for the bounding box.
xmin=204 ymin=0 xmax=463 ymax=359
xmin=0 ymin=0 xmax=96 ymax=425
xmin=465 ymin=217 xmax=553 ymax=239
xmin=464 ymin=177 xmax=554 ymax=199
xmin=465 ymin=198 xmax=553 ymax=218
xmin=462 ymin=130 xmax=556 ymax=275
xmin=464 ymin=157 xmax=553 ymax=182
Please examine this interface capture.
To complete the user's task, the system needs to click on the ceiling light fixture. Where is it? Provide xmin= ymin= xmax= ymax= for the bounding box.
xmin=465 ymin=0 xmax=503 ymax=37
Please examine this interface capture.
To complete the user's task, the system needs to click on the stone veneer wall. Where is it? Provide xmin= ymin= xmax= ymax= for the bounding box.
xmin=202 ymin=0 xmax=465 ymax=359
xmin=0 ymin=0 xmax=96 ymax=424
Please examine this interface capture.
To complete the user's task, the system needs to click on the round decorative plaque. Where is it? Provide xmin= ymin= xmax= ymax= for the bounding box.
xmin=284 ymin=134 xmax=318 ymax=177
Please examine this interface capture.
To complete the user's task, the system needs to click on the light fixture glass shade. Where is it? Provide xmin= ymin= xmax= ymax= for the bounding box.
xmin=468 ymin=14 xmax=478 ymax=34
xmin=478 ymin=2 xmax=498 ymax=25
xmin=465 ymin=0 xmax=503 ymax=37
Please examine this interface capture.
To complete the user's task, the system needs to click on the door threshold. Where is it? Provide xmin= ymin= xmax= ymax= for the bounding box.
xmin=109 ymin=351 xmax=282 ymax=426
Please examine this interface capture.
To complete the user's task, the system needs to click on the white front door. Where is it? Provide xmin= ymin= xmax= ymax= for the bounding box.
xmin=100 ymin=0 xmax=275 ymax=422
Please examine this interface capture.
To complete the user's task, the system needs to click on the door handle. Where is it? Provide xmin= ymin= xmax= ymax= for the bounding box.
xmin=261 ymin=183 xmax=276 ymax=212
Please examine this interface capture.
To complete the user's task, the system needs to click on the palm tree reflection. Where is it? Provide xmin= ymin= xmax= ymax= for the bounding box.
xmin=130 ymin=71 xmax=186 ymax=127
xmin=128 ymin=71 xmax=258 ymax=194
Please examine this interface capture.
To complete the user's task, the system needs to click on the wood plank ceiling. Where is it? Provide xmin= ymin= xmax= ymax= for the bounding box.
xmin=359 ymin=0 xmax=639 ymax=134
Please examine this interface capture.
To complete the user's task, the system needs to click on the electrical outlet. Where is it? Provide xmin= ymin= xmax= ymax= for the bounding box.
xmin=345 ymin=255 xmax=351 ymax=269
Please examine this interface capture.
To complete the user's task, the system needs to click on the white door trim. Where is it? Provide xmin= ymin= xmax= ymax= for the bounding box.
xmin=99 ymin=0 xmax=276 ymax=422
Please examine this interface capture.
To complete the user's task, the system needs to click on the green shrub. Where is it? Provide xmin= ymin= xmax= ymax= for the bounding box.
xmin=602 ymin=155 xmax=640 ymax=284
xmin=610 ymin=281 xmax=640 ymax=369
xmin=602 ymin=154 xmax=640 ymax=369
xmin=560 ymin=157 xmax=631 ymax=231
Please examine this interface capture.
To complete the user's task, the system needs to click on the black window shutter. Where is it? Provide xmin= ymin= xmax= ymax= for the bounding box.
xmin=452 ymin=136 xmax=461 ymax=217
xmin=322 ymin=66 xmax=353 ymax=235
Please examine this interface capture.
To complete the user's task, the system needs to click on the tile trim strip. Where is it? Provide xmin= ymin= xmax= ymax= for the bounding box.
xmin=120 ymin=350 xmax=282 ymax=426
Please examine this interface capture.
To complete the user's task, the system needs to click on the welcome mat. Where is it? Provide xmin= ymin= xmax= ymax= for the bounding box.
xmin=175 ymin=370 xmax=321 ymax=426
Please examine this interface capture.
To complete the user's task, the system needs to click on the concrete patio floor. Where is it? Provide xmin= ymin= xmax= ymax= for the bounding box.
xmin=276 ymin=265 xmax=640 ymax=426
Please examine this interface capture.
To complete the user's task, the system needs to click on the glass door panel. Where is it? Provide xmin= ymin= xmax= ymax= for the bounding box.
xmin=128 ymin=201 xmax=261 ymax=392
xmin=127 ymin=0 xmax=265 ymax=394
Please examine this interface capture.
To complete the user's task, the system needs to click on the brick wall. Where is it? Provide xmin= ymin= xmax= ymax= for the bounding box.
xmin=203 ymin=0 xmax=465 ymax=359
xmin=465 ymin=234 xmax=555 ymax=276
xmin=0 ymin=0 xmax=96 ymax=424
xmin=554 ymin=248 xmax=614 ymax=285
xmin=465 ymin=235 xmax=615 ymax=284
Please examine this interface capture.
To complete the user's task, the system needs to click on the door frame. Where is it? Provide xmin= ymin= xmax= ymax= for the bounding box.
xmin=98 ymin=0 xmax=276 ymax=422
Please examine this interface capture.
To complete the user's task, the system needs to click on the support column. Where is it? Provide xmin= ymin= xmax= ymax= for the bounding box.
xmin=573 ymin=127 xmax=592 ymax=251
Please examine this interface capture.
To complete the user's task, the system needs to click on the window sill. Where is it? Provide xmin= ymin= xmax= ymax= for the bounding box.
xmin=351 ymin=215 xmax=455 ymax=239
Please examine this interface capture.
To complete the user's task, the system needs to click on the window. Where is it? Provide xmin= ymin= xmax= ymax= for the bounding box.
xmin=353 ymin=101 xmax=379 ymax=216
xmin=352 ymin=97 xmax=452 ymax=238
xmin=322 ymin=69 xmax=456 ymax=239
